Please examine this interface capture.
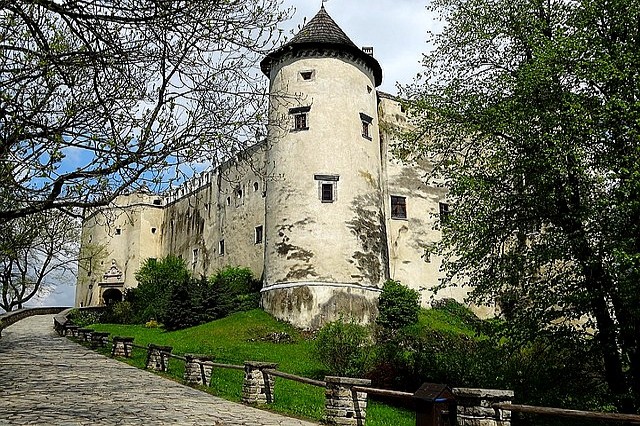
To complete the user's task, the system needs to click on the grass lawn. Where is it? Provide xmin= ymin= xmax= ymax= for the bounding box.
xmin=86 ymin=309 xmax=416 ymax=426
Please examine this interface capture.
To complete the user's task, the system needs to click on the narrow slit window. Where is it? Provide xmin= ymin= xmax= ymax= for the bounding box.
xmin=192 ymin=248 xmax=199 ymax=265
xmin=439 ymin=202 xmax=450 ymax=223
xmin=391 ymin=196 xmax=407 ymax=219
xmin=219 ymin=240 xmax=225 ymax=256
xmin=255 ymin=225 xmax=263 ymax=244
xmin=360 ymin=113 xmax=373 ymax=140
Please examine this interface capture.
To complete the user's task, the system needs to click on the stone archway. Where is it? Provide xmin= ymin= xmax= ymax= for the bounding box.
xmin=102 ymin=288 xmax=123 ymax=305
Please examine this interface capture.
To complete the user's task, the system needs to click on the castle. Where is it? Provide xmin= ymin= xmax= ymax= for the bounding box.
xmin=75 ymin=6 xmax=476 ymax=329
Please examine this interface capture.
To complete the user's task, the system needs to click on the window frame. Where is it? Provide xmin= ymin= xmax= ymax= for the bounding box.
xmin=255 ymin=225 xmax=263 ymax=244
xmin=390 ymin=195 xmax=407 ymax=219
xmin=360 ymin=112 xmax=373 ymax=140
xmin=439 ymin=202 xmax=450 ymax=224
xmin=314 ymin=174 xmax=339 ymax=203
xmin=289 ymin=106 xmax=311 ymax=132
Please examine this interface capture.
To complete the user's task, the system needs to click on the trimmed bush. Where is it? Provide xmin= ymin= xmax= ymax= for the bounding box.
xmin=376 ymin=280 xmax=420 ymax=331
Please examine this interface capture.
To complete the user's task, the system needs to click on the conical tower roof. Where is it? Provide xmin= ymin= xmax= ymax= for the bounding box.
xmin=260 ymin=6 xmax=383 ymax=86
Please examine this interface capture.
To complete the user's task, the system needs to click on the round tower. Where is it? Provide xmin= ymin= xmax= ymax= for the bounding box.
xmin=260 ymin=6 xmax=388 ymax=329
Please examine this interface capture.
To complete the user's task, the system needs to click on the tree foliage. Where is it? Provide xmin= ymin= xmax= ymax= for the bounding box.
xmin=0 ymin=210 xmax=78 ymax=311
xmin=130 ymin=255 xmax=191 ymax=322
xmin=0 ymin=0 xmax=289 ymax=220
xmin=402 ymin=0 xmax=640 ymax=412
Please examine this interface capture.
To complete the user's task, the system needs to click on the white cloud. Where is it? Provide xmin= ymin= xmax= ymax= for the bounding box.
xmin=280 ymin=0 xmax=439 ymax=94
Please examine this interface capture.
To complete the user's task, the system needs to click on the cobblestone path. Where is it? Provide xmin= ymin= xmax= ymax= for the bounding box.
xmin=0 ymin=315 xmax=317 ymax=425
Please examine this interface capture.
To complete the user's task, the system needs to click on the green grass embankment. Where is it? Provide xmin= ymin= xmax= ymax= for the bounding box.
xmin=88 ymin=309 xmax=415 ymax=426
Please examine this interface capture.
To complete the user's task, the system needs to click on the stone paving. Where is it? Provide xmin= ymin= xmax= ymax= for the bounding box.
xmin=0 ymin=315 xmax=318 ymax=425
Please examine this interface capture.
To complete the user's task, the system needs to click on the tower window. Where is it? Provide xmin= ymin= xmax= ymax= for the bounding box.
xmin=219 ymin=240 xmax=225 ymax=256
xmin=314 ymin=174 xmax=339 ymax=203
xmin=226 ymin=196 xmax=231 ymax=206
xmin=439 ymin=202 xmax=450 ymax=223
xmin=294 ymin=113 xmax=307 ymax=130
xmin=321 ymin=183 xmax=334 ymax=202
xmin=192 ymin=248 xmax=199 ymax=265
xmin=299 ymin=70 xmax=315 ymax=81
xmin=151 ymin=227 xmax=157 ymax=234
xmin=362 ymin=121 xmax=371 ymax=139
xmin=391 ymin=196 xmax=407 ymax=219
xmin=153 ymin=199 xmax=162 ymax=205
xmin=115 ymin=228 xmax=122 ymax=235
xmin=289 ymin=106 xmax=311 ymax=131
xmin=255 ymin=225 xmax=263 ymax=244
xmin=360 ymin=113 xmax=373 ymax=140
xmin=253 ymin=182 xmax=259 ymax=192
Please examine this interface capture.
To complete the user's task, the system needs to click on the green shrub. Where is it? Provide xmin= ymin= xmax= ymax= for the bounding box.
xmin=67 ymin=308 xmax=106 ymax=327
xmin=205 ymin=266 xmax=260 ymax=318
xmin=131 ymin=255 xmax=191 ymax=323
xmin=103 ymin=301 xmax=135 ymax=324
xmin=160 ymin=278 xmax=203 ymax=331
xmin=376 ymin=280 xmax=420 ymax=331
xmin=315 ymin=317 xmax=372 ymax=377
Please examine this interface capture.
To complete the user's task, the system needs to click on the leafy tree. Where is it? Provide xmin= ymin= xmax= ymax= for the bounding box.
xmin=376 ymin=279 xmax=420 ymax=331
xmin=402 ymin=0 xmax=640 ymax=412
xmin=130 ymin=255 xmax=191 ymax=322
xmin=1 ymin=0 xmax=289 ymax=220
xmin=0 ymin=210 xmax=78 ymax=311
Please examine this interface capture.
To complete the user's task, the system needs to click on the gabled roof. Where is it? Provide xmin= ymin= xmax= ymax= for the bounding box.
xmin=260 ymin=6 xmax=383 ymax=87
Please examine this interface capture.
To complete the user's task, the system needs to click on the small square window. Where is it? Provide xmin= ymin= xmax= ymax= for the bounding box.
xmin=115 ymin=228 xmax=122 ymax=235
xmin=439 ymin=202 xmax=450 ymax=223
xmin=289 ymin=106 xmax=310 ymax=131
xmin=294 ymin=113 xmax=308 ymax=130
xmin=255 ymin=225 xmax=263 ymax=244
xmin=321 ymin=183 xmax=334 ymax=202
xmin=219 ymin=240 xmax=225 ymax=256
xmin=151 ymin=227 xmax=157 ymax=234
xmin=153 ymin=199 xmax=162 ymax=205
xmin=391 ymin=196 xmax=407 ymax=219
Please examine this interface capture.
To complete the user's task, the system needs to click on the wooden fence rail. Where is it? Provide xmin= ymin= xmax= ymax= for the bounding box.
xmin=55 ymin=315 xmax=640 ymax=426
xmin=494 ymin=403 xmax=640 ymax=424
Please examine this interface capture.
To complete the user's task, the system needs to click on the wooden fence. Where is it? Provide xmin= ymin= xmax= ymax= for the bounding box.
xmin=48 ymin=311 xmax=640 ymax=426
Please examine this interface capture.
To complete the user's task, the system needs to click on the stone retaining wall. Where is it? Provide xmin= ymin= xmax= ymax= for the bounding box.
xmin=0 ymin=307 xmax=70 ymax=338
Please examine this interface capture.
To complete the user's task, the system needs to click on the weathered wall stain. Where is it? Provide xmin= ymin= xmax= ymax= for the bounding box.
xmin=346 ymin=193 xmax=387 ymax=285
xmin=274 ymin=219 xmax=318 ymax=280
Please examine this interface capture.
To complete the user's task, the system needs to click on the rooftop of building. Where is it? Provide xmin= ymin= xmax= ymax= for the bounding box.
xmin=260 ymin=5 xmax=383 ymax=86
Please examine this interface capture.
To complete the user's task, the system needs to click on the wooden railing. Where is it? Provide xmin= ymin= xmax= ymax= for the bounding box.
xmin=494 ymin=403 xmax=640 ymax=424
xmin=54 ymin=313 xmax=640 ymax=426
